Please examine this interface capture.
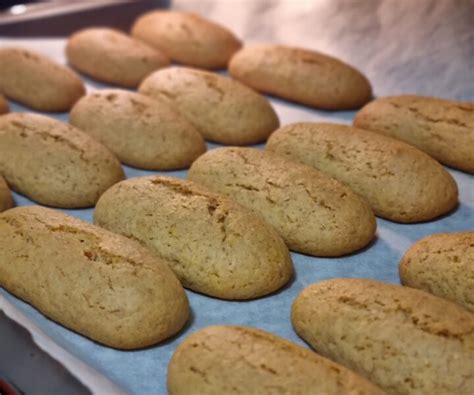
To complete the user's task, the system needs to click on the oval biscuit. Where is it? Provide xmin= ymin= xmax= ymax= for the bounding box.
xmin=66 ymin=27 xmax=169 ymax=88
xmin=229 ymin=45 xmax=372 ymax=110
xmin=292 ymin=278 xmax=474 ymax=394
xmin=0 ymin=47 xmax=85 ymax=111
xmin=266 ymin=122 xmax=458 ymax=222
xmin=354 ymin=95 xmax=474 ymax=173
xmin=139 ymin=67 xmax=279 ymax=145
xmin=188 ymin=147 xmax=376 ymax=256
xmin=95 ymin=176 xmax=293 ymax=299
xmin=168 ymin=325 xmax=385 ymax=395
xmin=70 ymin=89 xmax=206 ymax=170
xmin=400 ymin=231 xmax=474 ymax=312
xmin=0 ymin=113 xmax=124 ymax=208
xmin=0 ymin=206 xmax=189 ymax=349
xmin=131 ymin=11 xmax=241 ymax=69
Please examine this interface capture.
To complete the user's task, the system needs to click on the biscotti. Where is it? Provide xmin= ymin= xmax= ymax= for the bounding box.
xmin=66 ymin=27 xmax=169 ymax=87
xmin=229 ymin=45 xmax=372 ymax=110
xmin=69 ymin=89 xmax=206 ymax=170
xmin=131 ymin=11 xmax=241 ymax=69
xmin=139 ymin=67 xmax=279 ymax=145
xmin=0 ymin=48 xmax=85 ymax=111
xmin=188 ymin=148 xmax=376 ymax=256
xmin=400 ymin=232 xmax=474 ymax=312
xmin=168 ymin=325 xmax=385 ymax=395
xmin=0 ymin=206 xmax=189 ymax=349
xmin=0 ymin=113 xmax=124 ymax=208
xmin=0 ymin=176 xmax=13 ymax=213
xmin=292 ymin=278 xmax=474 ymax=394
xmin=0 ymin=95 xmax=9 ymax=115
xmin=266 ymin=122 xmax=458 ymax=222
xmin=94 ymin=176 xmax=293 ymax=299
xmin=354 ymin=95 xmax=474 ymax=173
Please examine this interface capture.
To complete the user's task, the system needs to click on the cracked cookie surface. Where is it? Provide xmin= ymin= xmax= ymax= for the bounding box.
xmin=292 ymin=278 xmax=474 ymax=394
xmin=400 ymin=231 xmax=474 ymax=312
xmin=0 ymin=113 xmax=124 ymax=208
xmin=0 ymin=206 xmax=189 ymax=349
xmin=168 ymin=325 xmax=385 ymax=395
xmin=266 ymin=122 xmax=458 ymax=222
xmin=94 ymin=176 xmax=293 ymax=299
xmin=139 ymin=66 xmax=279 ymax=145
xmin=188 ymin=147 xmax=376 ymax=256
xmin=354 ymin=95 xmax=474 ymax=173
xmin=70 ymin=89 xmax=206 ymax=170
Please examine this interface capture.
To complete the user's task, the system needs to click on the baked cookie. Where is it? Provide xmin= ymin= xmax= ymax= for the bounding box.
xmin=70 ymin=89 xmax=206 ymax=170
xmin=0 ymin=113 xmax=124 ymax=207
xmin=0 ymin=47 xmax=85 ymax=111
xmin=66 ymin=27 xmax=169 ymax=87
xmin=0 ymin=206 xmax=189 ymax=349
xmin=229 ymin=45 xmax=372 ymax=110
xmin=188 ymin=147 xmax=376 ymax=256
xmin=139 ymin=66 xmax=279 ymax=145
xmin=131 ymin=11 xmax=241 ymax=69
xmin=292 ymin=278 xmax=474 ymax=394
xmin=0 ymin=95 xmax=9 ymax=115
xmin=400 ymin=231 xmax=474 ymax=312
xmin=266 ymin=122 xmax=458 ymax=222
xmin=168 ymin=325 xmax=384 ymax=395
xmin=94 ymin=176 xmax=293 ymax=300
xmin=354 ymin=95 xmax=474 ymax=173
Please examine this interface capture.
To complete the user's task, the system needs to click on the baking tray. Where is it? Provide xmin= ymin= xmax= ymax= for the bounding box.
xmin=0 ymin=39 xmax=473 ymax=394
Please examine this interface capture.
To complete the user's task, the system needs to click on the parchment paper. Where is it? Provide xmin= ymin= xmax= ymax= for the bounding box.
xmin=0 ymin=1 xmax=473 ymax=394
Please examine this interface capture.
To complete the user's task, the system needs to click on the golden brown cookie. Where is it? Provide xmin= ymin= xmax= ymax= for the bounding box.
xmin=354 ymin=95 xmax=474 ymax=173
xmin=0 ymin=47 xmax=85 ymax=111
xmin=168 ymin=325 xmax=385 ymax=395
xmin=400 ymin=231 xmax=474 ymax=312
xmin=69 ymin=89 xmax=206 ymax=170
xmin=266 ymin=122 xmax=458 ymax=222
xmin=188 ymin=147 xmax=376 ymax=256
xmin=292 ymin=278 xmax=474 ymax=394
xmin=66 ymin=27 xmax=169 ymax=88
xmin=229 ymin=45 xmax=372 ymax=110
xmin=0 ymin=206 xmax=189 ymax=349
xmin=0 ymin=112 xmax=124 ymax=208
xmin=139 ymin=67 xmax=279 ymax=145
xmin=94 ymin=176 xmax=293 ymax=300
xmin=131 ymin=11 xmax=241 ymax=69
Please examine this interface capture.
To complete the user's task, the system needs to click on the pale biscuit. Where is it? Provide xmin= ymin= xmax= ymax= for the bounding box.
xmin=69 ymin=89 xmax=206 ymax=170
xmin=229 ymin=45 xmax=372 ymax=110
xmin=168 ymin=325 xmax=385 ymax=395
xmin=94 ymin=176 xmax=293 ymax=300
xmin=0 ymin=176 xmax=13 ymax=213
xmin=0 ymin=47 xmax=85 ymax=111
xmin=292 ymin=278 xmax=474 ymax=394
xmin=66 ymin=27 xmax=170 ymax=88
xmin=188 ymin=147 xmax=376 ymax=256
xmin=139 ymin=67 xmax=279 ymax=145
xmin=400 ymin=231 xmax=474 ymax=312
xmin=266 ymin=122 xmax=458 ymax=222
xmin=0 ymin=113 xmax=124 ymax=208
xmin=0 ymin=206 xmax=189 ymax=349
xmin=354 ymin=95 xmax=474 ymax=173
xmin=131 ymin=11 xmax=241 ymax=69
xmin=0 ymin=95 xmax=9 ymax=115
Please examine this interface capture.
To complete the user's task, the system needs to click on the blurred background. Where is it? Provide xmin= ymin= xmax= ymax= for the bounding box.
xmin=0 ymin=0 xmax=472 ymax=100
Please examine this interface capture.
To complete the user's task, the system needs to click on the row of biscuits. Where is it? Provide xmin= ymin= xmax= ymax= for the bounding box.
xmin=0 ymin=8 xmax=472 ymax=395
xmin=0 ymin=203 xmax=472 ymax=394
